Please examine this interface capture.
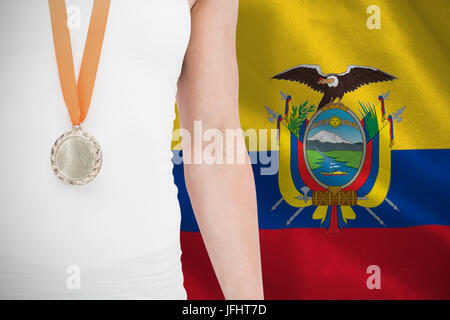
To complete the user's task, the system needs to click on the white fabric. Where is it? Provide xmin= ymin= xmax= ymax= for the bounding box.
xmin=0 ymin=0 xmax=190 ymax=299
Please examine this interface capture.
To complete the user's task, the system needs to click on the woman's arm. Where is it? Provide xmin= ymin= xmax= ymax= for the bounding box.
xmin=177 ymin=0 xmax=264 ymax=299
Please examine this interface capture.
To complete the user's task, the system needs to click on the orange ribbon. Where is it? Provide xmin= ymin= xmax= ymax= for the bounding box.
xmin=48 ymin=0 xmax=110 ymax=126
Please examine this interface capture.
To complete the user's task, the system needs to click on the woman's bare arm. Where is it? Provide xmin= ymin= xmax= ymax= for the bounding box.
xmin=177 ymin=0 xmax=264 ymax=299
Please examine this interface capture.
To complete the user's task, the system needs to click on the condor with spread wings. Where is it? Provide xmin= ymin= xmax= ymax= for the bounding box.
xmin=272 ymin=65 xmax=397 ymax=109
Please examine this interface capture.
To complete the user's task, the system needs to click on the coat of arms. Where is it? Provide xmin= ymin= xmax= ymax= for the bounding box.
xmin=267 ymin=64 xmax=406 ymax=232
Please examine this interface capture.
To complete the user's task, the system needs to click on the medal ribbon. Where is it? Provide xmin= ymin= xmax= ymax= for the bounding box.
xmin=48 ymin=0 xmax=110 ymax=126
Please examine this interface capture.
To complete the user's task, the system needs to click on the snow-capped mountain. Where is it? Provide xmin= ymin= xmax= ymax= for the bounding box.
xmin=308 ymin=130 xmax=353 ymax=144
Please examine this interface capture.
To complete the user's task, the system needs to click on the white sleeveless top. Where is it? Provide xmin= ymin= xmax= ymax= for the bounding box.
xmin=0 ymin=0 xmax=190 ymax=299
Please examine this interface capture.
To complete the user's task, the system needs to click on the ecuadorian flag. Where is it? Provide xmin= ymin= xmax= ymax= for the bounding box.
xmin=173 ymin=0 xmax=450 ymax=299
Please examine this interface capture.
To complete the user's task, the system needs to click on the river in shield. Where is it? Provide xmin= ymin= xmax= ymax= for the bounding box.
xmin=311 ymin=151 xmax=358 ymax=186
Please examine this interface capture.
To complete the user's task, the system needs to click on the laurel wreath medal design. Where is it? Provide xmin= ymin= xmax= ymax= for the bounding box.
xmin=50 ymin=126 xmax=102 ymax=185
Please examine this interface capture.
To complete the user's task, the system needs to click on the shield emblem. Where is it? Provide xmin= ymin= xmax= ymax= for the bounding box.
xmin=277 ymin=100 xmax=393 ymax=232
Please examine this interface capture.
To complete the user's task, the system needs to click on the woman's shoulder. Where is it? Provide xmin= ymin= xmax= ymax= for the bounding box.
xmin=188 ymin=0 xmax=199 ymax=10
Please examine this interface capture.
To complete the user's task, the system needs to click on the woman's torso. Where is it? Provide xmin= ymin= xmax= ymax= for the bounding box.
xmin=0 ymin=0 xmax=190 ymax=298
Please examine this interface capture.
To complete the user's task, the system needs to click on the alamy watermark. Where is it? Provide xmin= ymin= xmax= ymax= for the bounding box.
xmin=67 ymin=5 xmax=81 ymax=30
xmin=366 ymin=265 xmax=381 ymax=290
xmin=367 ymin=5 xmax=381 ymax=30
xmin=66 ymin=265 xmax=81 ymax=290
xmin=171 ymin=121 xmax=279 ymax=176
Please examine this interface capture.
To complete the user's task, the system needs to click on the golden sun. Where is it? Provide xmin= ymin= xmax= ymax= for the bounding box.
xmin=328 ymin=116 xmax=341 ymax=128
